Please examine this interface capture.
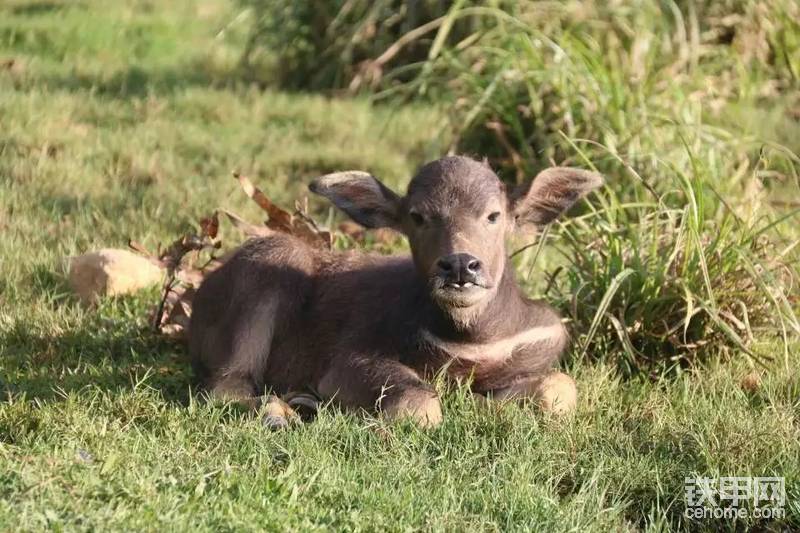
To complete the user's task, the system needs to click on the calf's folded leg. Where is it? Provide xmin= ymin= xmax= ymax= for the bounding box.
xmin=490 ymin=372 xmax=577 ymax=415
xmin=190 ymin=235 xmax=315 ymax=398
xmin=206 ymin=373 xmax=260 ymax=409
xmin=317 ymin=357 xmax=442 ymax=428
xmin=204 ymin=373 xmax=298 ymax=430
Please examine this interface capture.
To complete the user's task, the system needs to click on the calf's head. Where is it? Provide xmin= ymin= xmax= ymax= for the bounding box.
xmin=310 ymin=156 xmax=602 ymax=323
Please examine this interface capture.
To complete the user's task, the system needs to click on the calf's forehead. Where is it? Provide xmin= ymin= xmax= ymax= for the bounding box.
xmin=405 ymin=157 xmax=506 ymax=214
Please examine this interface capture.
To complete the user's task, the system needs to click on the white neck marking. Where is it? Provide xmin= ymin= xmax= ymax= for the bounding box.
xmin=420 ymin=323 xmax=564 ymax=364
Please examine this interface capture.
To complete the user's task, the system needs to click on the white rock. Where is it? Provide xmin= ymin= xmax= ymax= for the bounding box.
xmin=68 ymin=248 xmax=163 ymax=304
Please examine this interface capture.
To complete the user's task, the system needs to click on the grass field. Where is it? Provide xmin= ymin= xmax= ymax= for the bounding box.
xmin=1 ymin=1 xmax=798 ymax=531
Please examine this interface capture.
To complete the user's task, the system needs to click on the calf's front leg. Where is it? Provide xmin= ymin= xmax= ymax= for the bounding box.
xmin=318 ymin=357 xmax=442 ymax=428
xmin=206 ymin=374 xmax=298 ymax=428
xmin=490 ymin=372 xmax=577 ymax=415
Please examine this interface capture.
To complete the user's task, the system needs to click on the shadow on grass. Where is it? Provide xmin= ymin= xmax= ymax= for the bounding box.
xmin=0 ymin=299 xmax=193 ymax=406
xmin=8 ymin=1 xmax=82 ymax=16
xmin=29 ymin=61 xmax=237 ymax=99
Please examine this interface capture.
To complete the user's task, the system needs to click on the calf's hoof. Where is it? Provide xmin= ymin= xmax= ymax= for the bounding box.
xmin=260 ymin=394 xmax=299 ymax=430
xmin=535 ymin=372 xmax=577 ymax=415
xmin=381 ymin=387 xmax=443 ymax=428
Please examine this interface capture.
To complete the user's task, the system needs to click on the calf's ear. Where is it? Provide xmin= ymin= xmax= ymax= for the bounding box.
xmin=510 ymin=167 xmax=603 ymax=231
xmin=309 ymin=171 xmax=402 ymax=229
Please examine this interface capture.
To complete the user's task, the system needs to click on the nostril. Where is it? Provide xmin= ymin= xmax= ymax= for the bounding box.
xmin=437 ymin=259 xmax=452 ymax=272
xmin=467 ymin=259 xmax=481 ymax=273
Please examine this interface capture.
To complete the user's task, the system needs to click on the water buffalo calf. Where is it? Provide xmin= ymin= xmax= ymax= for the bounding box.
xmin=189 ymin=156 xmax=603 ymax=426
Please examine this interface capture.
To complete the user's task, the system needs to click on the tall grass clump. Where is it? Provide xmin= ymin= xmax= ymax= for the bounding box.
xmin=238 ymin=1 xmax=800 ymax=372
xmin=236 ymin=0 xmax=491 ymax=91
xmin=541 ymin=144 xmax=800 ymax=375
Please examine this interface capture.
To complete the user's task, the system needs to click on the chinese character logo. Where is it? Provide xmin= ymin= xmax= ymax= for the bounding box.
xmin=684 ymin=476 xmax=786 ymax=520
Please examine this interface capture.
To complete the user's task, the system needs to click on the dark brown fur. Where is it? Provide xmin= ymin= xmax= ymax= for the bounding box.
xmin=189 ymin=156 xmax=602 ymax=425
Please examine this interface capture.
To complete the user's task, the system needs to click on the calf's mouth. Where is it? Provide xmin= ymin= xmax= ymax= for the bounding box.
xmin=429 ymin=276 xmax=491 ymax=309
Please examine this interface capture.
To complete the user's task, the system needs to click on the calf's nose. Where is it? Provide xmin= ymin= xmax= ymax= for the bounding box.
xmin=436 ymin=253 xmax=482 ymax=282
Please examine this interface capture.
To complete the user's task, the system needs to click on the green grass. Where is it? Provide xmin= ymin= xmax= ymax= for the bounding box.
xmin=1 ymin=1 xmax=798 ymax=531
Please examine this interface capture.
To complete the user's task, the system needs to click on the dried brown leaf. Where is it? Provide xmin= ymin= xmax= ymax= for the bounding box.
xmin=218 ymin=209 xmax=273 ymax=238
xmin=200 ymin=212 xmax=219 ymax=239
xmin=232 ymin=172 xmax=331 ymax=249
xmin=232 ymin=171 xmax=293 ymax=231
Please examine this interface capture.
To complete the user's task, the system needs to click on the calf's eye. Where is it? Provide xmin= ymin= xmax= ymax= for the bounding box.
xmin=487 ymin=211 xmax=501 ymax=223
xmin=410 ymin=212 xmax=425 ymax=226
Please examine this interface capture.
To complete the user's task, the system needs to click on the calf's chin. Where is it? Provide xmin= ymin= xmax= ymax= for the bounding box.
xmin=432 ymin=285 xmax=499 ymax=330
